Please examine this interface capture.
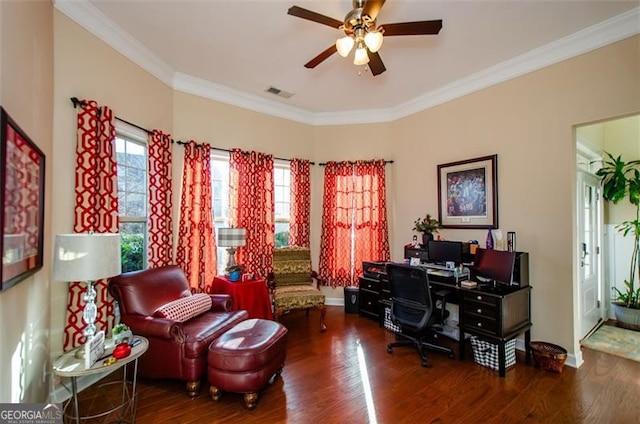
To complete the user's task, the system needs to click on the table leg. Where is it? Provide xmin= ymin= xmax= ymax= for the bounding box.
xmin=71 ymin=376 xmax=80 ymax=424
xmin=498 ymin=342 xmax=506 ymax=377
xmin=525 ymin=329 xmax=532 ymax=364
xmin=131 ymin=358 xmax=139 ymax=423
xmin=121 ymin=362 xmax=129 ymax=421
xmin=458 ymin=330 xmax=465 ymax=361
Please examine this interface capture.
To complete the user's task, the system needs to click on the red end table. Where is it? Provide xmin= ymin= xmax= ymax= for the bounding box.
xmin=212 ymin=276 xmax=273 ymax=320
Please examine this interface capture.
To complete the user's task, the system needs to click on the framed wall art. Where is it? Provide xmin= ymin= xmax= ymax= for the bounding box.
xmin=0 ymin=107 xmax=45 ymax=292
xmin=437 ymin=154 xmax=498 ymax=229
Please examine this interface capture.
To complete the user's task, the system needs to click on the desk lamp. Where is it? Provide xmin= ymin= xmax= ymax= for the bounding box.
xmin=217 ymin=227 xmax=246 ymax=272
xmin=53 ymin=233 xmax=121 ymax=355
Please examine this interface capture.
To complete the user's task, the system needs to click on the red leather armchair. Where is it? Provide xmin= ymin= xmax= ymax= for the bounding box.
xmin=108 ymin=265 xmax=248 ymax=397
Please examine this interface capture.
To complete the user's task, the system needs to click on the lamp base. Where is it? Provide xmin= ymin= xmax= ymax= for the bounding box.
xmin=74 ymin=346 xmax=86 ymax=359
xmin=225 ymin=247 xmax=237 ymax=272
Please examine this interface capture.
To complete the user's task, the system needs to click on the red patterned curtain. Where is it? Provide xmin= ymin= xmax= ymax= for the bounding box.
xmin=176 ymin=141 xmax=216 ymax=292
xmin=353 ymin=160 xmax=390 ymax=278
xmin=289 ymin=159 xmax=311 ymax=247
xmin=229 ymin=149 xmax=274 ymax=278
xmin=318 ymin=162 xmax=354 ymax=287
xmin=63 ymin=100 xmax=119 ymax=351
xmin=147 ymin=130 xmax=173 ymax=267
xmin=319 ymin=160 xmax=390 ymax=287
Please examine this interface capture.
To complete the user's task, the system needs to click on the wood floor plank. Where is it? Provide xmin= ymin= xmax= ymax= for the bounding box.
xmin=70 ymin=306 xmax=640 ymax=423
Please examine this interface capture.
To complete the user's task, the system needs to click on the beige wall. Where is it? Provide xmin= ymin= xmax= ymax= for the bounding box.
xmin=50 ymin=11 xmax=174 ymax=362
xmin=0 ymin=0 xmax=53 ymax=403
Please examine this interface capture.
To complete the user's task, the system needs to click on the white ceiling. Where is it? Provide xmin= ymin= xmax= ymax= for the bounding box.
xmin=55 ymin=0 xmax=639 ymax=125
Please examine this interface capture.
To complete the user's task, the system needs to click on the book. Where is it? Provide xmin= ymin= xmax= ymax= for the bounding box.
xmin=460 ymin=280 xmax=477 ymax=289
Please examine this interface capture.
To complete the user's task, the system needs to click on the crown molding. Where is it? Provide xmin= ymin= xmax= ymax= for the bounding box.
xmin=54 ymin=0 xmax=174 ymax=86
xmin=173 ymin=73 xmax=316 ymax=125
xmin=391 ymin=6 xmax=640 ymax=122
xmin=55 ymin=1 xmax=639 ymax=127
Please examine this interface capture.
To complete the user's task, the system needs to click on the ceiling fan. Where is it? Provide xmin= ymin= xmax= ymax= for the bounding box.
xmin=288 ymin=0 xmax=443 ymax=76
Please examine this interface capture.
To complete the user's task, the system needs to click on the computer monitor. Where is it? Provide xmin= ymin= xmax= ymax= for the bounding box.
xmin=427 ymin=240 xmax=463 ymax=265
xmin=472 ymin=248 xmax=516 ymax=286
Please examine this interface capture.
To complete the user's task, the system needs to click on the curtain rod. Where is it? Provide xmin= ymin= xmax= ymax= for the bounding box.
xmin=173 ymin=140 xmax=315 ymax=165
xmin=318 ymin=160 xmax=394 ymax=166
xmin=70 ymin=97 xmax=315 ymax=164
xmin=70 ymin=97 xmax=153 ymax=135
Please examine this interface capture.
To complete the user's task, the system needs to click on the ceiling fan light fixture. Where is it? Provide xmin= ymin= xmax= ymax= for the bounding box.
xmin=364 ymin=30 xmax=383 ymax=53
xmin=336 ymin=36 xmax=355 ymax=57
xmin=353 ymin=44 xmax=369 ymax=66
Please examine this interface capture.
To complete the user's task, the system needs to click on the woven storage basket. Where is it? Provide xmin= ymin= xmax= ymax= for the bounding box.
xmin=530 ymin=341 xmax=567 ymax=373
xmin=470 ymin=336 xmax=516 ymax=371
xmin=383 ymin=306 xmax=402 ymax=333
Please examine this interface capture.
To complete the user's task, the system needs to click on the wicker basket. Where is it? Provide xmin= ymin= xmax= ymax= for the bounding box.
xmin=530 ymin=341 xmax=567 ymax=373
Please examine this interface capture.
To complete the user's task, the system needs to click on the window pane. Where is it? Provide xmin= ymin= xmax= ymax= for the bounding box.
xmin=275 ymin=222 xmax=290 ymax=248
xmin=120 ymin=222 xmax=145 ymax=273
xmin=117 ymin=132 xmax=148 ymax=270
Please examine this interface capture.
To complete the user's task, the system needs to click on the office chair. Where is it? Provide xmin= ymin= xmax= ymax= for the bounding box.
xmin=386 ymin=264 xmax=455 ymax=367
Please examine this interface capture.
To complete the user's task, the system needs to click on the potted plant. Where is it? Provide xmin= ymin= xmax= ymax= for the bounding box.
xmin=596 ymin=152 xmax=640 ymax=330
xmin=112 ymin=323 xmax=133 ymax=344
xmin=413 ymin=214 xmax=441 ymax=246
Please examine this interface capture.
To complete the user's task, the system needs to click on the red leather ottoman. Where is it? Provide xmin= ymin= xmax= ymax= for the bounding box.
xmin=207 ymin=318 xmax=287 ymax=409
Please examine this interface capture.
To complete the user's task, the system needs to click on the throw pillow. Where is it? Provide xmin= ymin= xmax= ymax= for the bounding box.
xmin=154 ymin=293 xmax=212 ymax=322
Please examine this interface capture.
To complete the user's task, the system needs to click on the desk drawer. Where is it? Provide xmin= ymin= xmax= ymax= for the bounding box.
xmin=463 ymin=313 xmax=498 ymax=334
xmin=359 ymin=289 xmax=380 ymax=318
xmin=463 ymin=292 xmax=500 ymax=307
xmin=464 ymin=302 xmax=498 ymax=319
xmin=359 ymin=277 xmax=380 ymax=292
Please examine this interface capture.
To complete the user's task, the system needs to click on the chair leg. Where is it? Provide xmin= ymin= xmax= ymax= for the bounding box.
xmin=319 ymin=305 xmax=327 ymax=332
xmin=421 ymin=340 xmax=455 ymax=358
xmin=186 ymin=380 xmax=201 ymax=397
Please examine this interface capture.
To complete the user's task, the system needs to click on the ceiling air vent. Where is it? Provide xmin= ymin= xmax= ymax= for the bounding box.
xmin=265 ymin=86 xmax=294 ymax=99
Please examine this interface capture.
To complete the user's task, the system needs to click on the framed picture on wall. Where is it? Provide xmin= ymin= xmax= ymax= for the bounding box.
xmin=0 ymin=107 xmax=46 ymax=292
xmin=437 ymin=154 xmax=498 ymax=229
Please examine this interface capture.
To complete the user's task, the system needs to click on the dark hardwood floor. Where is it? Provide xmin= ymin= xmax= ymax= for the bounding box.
xmin=74 ymin=306 xmax=640 ymax=423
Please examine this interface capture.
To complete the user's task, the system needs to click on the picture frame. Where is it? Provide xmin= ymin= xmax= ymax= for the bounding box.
xmin=437 ymin=154 xmax=498 ymax=229
xmin=0 ymin=107 xmax=45 ymax=292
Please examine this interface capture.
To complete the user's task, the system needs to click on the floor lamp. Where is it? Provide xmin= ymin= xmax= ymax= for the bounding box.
xmin=53 ymin=233 xmax=121 ymax=357
xmin=217 ymin=227 xmax=246 ymax=273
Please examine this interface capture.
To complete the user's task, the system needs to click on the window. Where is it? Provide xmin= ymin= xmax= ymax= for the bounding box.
xmin=274 ymin=162 xmax=291 ymax=248
xmin=211 ymin=153 xmax=231 ymax=272
xmin=116 ymin=129 xmax=148 ymax=272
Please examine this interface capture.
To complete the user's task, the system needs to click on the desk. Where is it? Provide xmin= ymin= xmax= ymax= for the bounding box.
xmin=212 ymin=276 xmax=273 ymax=320
xmin=428 ymin=278 xmax=532 ymax=377
xmin=52 ymin=336 xmax=148 ymax=424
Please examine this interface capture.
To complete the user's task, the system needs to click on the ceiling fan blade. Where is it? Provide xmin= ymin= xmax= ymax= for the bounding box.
xmin=304 ymin=45 xmax=338 ymax=69
xmin=381 ymin=20 xmax=443 ymax=36
xmin=288 ymin=6 xmax=343 ymax=29
xmin=362 ymin=0 xmax=386 ymax=22
xmin=367 ymin=51 xmax=386 ymax=76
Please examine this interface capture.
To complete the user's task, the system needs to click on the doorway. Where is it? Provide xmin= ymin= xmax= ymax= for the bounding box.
xmin=575 ymin=114 xmax=640 ymax=345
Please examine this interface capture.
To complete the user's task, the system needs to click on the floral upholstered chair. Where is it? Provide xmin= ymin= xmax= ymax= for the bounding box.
xmin=268 ymin=246 xmax=327 ymax=332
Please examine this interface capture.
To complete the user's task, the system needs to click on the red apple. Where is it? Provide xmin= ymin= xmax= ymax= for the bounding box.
xmin=113 ymin=342 xmax=131 ymax=359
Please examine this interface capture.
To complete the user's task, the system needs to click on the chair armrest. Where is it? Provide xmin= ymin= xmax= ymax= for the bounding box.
xmin=311 ymin=270 xmax=324 ymax=289
xmin=267 ymin=272 xmax=276 ymax=292
xmin=209 ymin=294 xmax=233 ymax=312
xmin=121 ymin=315 xmax=183 ymax=341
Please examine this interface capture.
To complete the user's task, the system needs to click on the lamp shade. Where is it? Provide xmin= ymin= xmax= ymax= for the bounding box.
xmin=336 ymin=36 xmax=355 ymax=57
xmin=353 ymin=45 xmax=370 ymax=65
xmin=364 ymin=31 xmax=383 ymax=53
xmin=217 ymin=228 xmax=246 ymax=248
xmin=53 ymin=233 xmax=122 ymax=282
